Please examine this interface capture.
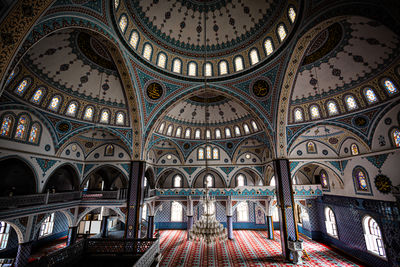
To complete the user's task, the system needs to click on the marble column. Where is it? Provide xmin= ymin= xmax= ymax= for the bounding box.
xmin=266 ymin=216 xmax=274 ymax=239
xmin=187 ymin=197 xmax=194 ymax=239
xmin=14 ymin=241 xmax=33 ymax=267
xmin=273 ymin=159 xmax=299 ymax=261
xmin=101 ymin=216 xmax=109 ymax=238
xmin=226 ymin=197 xmax=233 ymax=240
xmin=67 ymin=226 xmax=78 ymax=246
xmin=147 ymin=216 xmax=154 ymax=238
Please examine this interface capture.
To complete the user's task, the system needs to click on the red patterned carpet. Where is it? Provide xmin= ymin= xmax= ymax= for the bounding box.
xmin=159 ymin=230 xmax=362 ymax=267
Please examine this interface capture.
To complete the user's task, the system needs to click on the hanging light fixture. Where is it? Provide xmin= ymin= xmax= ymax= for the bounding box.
xmin=188 ymin=3 xmax=227 ymax=245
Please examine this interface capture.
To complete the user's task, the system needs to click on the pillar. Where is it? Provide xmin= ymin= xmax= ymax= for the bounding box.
xmin=14 ymin=241 xmax=33 ymax=267
xmin=226 ymin=197 xmax=233 ymax=240
xmin=187 ymin=216 xmax=193 ymax=240
xmin=67 ymin=226 xmax=78 ymax=246
xmin=147 ymin=216 xmax=154 ymax=238
xmin=266 ymin=216 xmax=274 ymax=239
xmin=101 ymin=216 xmax=109 ymax=238
xmin=125 ymin=161 xmax=146 ymax=238
xmin=187 ymin=197 xmax=193 ymax=239
xmin=273 ymin=159 xmax=298 ymax=261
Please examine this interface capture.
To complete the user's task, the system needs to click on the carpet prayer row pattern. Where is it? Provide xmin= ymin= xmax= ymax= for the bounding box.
xmin=159 ymin=230 xmax=361 ymax=267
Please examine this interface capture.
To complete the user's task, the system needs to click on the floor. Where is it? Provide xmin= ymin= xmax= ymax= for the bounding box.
xmin=159 ymin=230 xmax=362 ymax=267
xmin=29 ymin=237 xmax=67 ymax=262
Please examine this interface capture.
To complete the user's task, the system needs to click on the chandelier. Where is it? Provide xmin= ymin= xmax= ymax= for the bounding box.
xmin=188 ymin=3 xmax=227 ymax=245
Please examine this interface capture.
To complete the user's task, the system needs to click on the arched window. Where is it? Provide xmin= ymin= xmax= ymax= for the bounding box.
xmin=237 ymin=174 xmax=245 ymax=186
xmin=15 ymin=79 xmax=29 ymax=96
xmin=219 ymin=61 xmax=228 ymax=75
xmin=264 ymin=38 xmax=274 ymax=56
xmin=306 ymin=141 xmax=316 ymax=153
xmin=198 ymin=148 xmax=205 ymax=160
xmin=294 ymin=108 xmax=303 ymax=122
xmin=363 ymin=216 xmax=386 ymax=257
xmin=173 ymin=175 xmax=182 ymax=188
xmin=392 ymin=128 xmax=400 ymax=147
xmin=237 ymin=202 xmax=249 ymax=222
xmin=105 ymin=144 xmax=114 ymax=156
xmin=188 ymin=62 xmax=197 ymax=76
xmin=114 ymin=0 xmax=119 ymax=10
xmin=28 ymin=123 xmax=40 ymax=144
xmin=171 ymin=202 xmax=183 ymax=222
xmin=351 ymin=143 xmax=359 ymax=155
xmin=157 ymin=53 xmax=167 ymax=68
xmin=345 ymin=95 xmax=358 ymax=111
xmin=215 ymin=128 xmax=221 ymax=139
xmin=212 ymin=147 xmax=219 ymax=160
xmin=327 ymin=101 xmax=339 ymax=116
xmin=206 ymin=129 xmax=211 ymax=139
xmin=251 ymin=121 xmax=258 ymax=131
xmin=48 ymin=95 xmax=62 ymax=112
xmin=0 ymin=115 xmax=14 ymax=137
xmin=243 ymin=123 xmax=250 ymax=134
xmin=225 ymin=127 xmax=231 ymax=138
xmin=116 ymin=112 xmax=125 ymax=125
xmin=158 ymin=122 xmax=165 ymax=133
xmin=234 ymin=126 xmax=241 ymax=136
xmin=39 ymin=213 xmax=55 ymax=237
xmin=277 ymin=24 xmax=287 ymax=42
xmin=30 ymin=88 xmax=45 ymax=104
xmin=204 ymin=62 xmax=213 ymax=76
xmin=205 ymin=174 xmax=213 ymax=188
xmin=270 ymin=176 xmax=276 ymax=186
xmin=364 ymin=88 xmax=378 ymax=103
xmin=142 ymin=204 xmax=147 ymax=221
xmin=100 ymin=110 xmax=110 ymax=124
xmin=83 ymin=106 xmax=94 ymax=121
xmin=249 ymin=49 xmax=259 ymax=65
xmin=353 ymin=168 xmax=369 ymax=192
xmin=325 ymin=207 xmax=338 ymax=238
xmin=195 ymin=129 xmax=201 ymax=139
xmin=185 ymin=128 xmax=191 ymax=138
xmin=310 ymin=105 xmax=320 ymax=120
xmin=320 ymin=170 xmax=329 ymax=189
xmin=383 ymin=79 xmax=398 ymax=94
xmin=206 ymin=146 xmax=212 ymax=159
xmin=129 ymin=31 xmax=139 ymax=49
xmin=15 ymin=115 xmax=29 ymax=140
xmin=175 ymin=127 xmax=182 ymax=138
xmin=119 ymin=15 xmax=128 ymax=33
xmin=66 ymin=102 xmax=78 ymax=117
xmin=166 ymin=125 xmax=173 ymax=136
xmin=5 ymin=68 xmax=17 ymax=86
xmin=0 ymin=221 xmax=10 ymax=250
xmin=172 ymin=58 xmax=182 ymax=73
xmin=234 ymin=56 xmax=244 ymax=71
xmin=288 ymin=7 xmax=296 ymax=23
xmin=143 ymin=44 xmax=152 ymax=61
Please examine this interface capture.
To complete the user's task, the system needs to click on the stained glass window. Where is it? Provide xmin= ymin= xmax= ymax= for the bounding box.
xmin=114 ymin=0 xmax=119 ymax=9
xmin=351 ymin=143 xmax=359 ymax=155
xmin=157 ymin=53 xmax=167 ymax=68
xmin=195 ymin=129 xmax=201 ymax=139
xmin=173 ymin=175 xmax=182 ymax=188
xmin=143 ymin=44 xmax=152 ymax=61
xmin=175 ymin=127 xmax=182 ymax=137
xmin=307 ymin=141 xmax=316 ymax=153
xmin=234 ymin=56 xmax=244 ymax=71
xmin=0 ymin=116 xmax=13 ymax=137
xmin=237 ymin=174 xmax=245 ymax=186
xmin=30 ymin=88 xmax=45 ymax=104
xmin=288 ymin=7 xmax=296 ymax=23
xmin=172 ymin=58 xmax=182 ymax=73
xmin=264 ymin=39 xmax=274 ymax=56
xmin=100 ymin=110 xmax=110 ymax=123
xmin=0 ymin=221 xmax=10 ymax=250
xmin=64 ymin=102 xmax=77 ymax=117
xmin=251 ymin=121 xmax=258 ymax=131
xmin=225 ymin=127 xmax=231 ymax=138
xmin=205 ymin=174 xmax=213 ymax=188
xmin=15 ymin=79 xmax=29 ymax=96
xmin=28 ymin=123 xmax=40 ymax=143
xmin=212 ymin=147 xmax=219 ymax=160
xmin=15 ymin=115 xmax=28 ymax=140
xmin=363 ymin=216 xmax=386 ymax=257
xmin=345 ymin=95 xmax=358 ymax=110
xmin=233 ymin=126 xmax=240 ymax=136
xmin=171 ymin=202 xmax=183 ymax=222
xmin=198 ymin=148 xmax=204 ymax=160
xmin=116 ymin=112 xmax=125 ymax=125
xmin=327 ymin=101 xmax=339 ymax=116
xmin=206 ymin=129 xmax=211 ymax=139
xmin=219 ymin=61 xmax=228 ymax=75
xmin=158 ymin=122 xmax=165 ymax=133
xmin=6 ymin=69 xmax=16 ymax=86
xmin=277 ymin=24 xmax=287 ymax=42
xmin=204 ymin=63 xmax=212 ymax=76
xmin=119 ymin=15 xmax=127 ymax=33
xmin=185 ymin=128 xmax=191 ymax=138
xmin=206 ymin=146 xmax=212 ymax=159
xmin=393 ymin=129 xmax=400 ymax=147
xmin=48 ymin=96 xmax=61 ymax=112
xmin=166 ymin=125 xmax=173 ymax=136
xmin=321 ymin=171 xmax=329 ymax=189
xmin=294 ymin=108 xmax=303 ymax=122
xmin=130 ymin=31 xmax=139 ymax=49
xmin=243 ymin=123 xmax=250 ymax=134
xmin=215 ymin=129 xmax=221 ymax=139
xmin=105 ymin=144 xmax=114 ymax=156
xmin=249 ymin=49 xmax=259 ymax=65
xmin=310 ymin=105 xmax=320 ymax=119
xmin=364 ymin=88 xmax=378 ymax=103
xmin=354 ymin=169 xmax=368 ymax=191
xmin=188 ymin=62 xmax=197 ymax=76
xmin=384 ymin=79 xmax=398 ymax=94
xmin=83 ymin=106 xmax=94 ymax=121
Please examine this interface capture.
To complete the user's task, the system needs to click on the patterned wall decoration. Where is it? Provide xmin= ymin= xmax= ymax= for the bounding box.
xmin=31 ymin=157 xmax=59 ymax=177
